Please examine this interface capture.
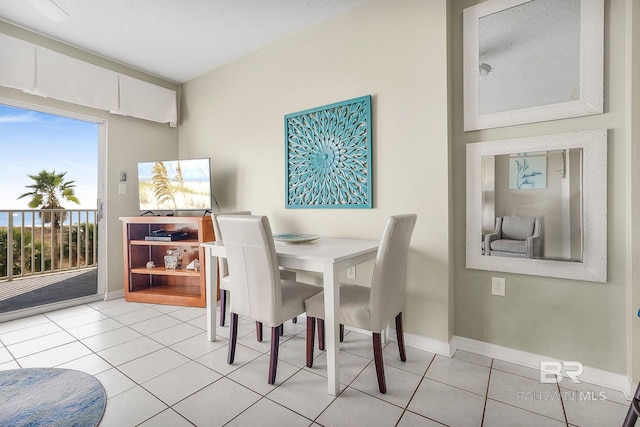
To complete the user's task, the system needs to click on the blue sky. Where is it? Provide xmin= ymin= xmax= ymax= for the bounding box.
xmin=0 ymin=104 xmax=98 ymax=209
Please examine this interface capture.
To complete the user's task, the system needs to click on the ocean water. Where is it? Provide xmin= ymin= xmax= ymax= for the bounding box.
xmin=0 ymin=211 xmax=96 ymax=228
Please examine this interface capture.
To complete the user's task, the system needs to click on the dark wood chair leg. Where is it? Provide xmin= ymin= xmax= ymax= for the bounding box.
xmin=292 ymin=316 xmax=297 ymax=324
xmin=219 ymin=290 xmax=227 ymax=327
xmin=228 ymin=313 xmax=238 ymax=364
xmin=316 ymin=320 xmax=343 ymax=347
xmin=317 ymin=319 xmax=325 ymax=351
xmin=306 ymin=317 xmax=316 ymax=367
xmin=395 ymin=312 xmax=407 ymax=362
xmin=372 ymin=332 xmax=387 ymax=394
xmin=268 ymin=326 xmax=281 ymax=384
xmin=256 ymin=321 xmax=263 ymax=342
xmin=279 ymin=324 xmax=284 ymax=336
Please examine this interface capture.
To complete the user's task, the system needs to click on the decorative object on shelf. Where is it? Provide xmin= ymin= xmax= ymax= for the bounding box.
xmin=164 ymin=248 xmax=181 ymax=269
xmin=285 ymin=95 xmax=372 ymax=209
xmin=185 ymin=259 xmax=200 ymax=271
xmin=273 ymin=234 xmax=320 ymax=244
xmin=463 ymin=0 xmax=603 ymax=131
xmin=145 ymin=260 xmax=155 ymax=269
xmin=164 ymin=255 xmax=178 ymax=269
xmin=508 ymin=155 xmax=547 ymax=189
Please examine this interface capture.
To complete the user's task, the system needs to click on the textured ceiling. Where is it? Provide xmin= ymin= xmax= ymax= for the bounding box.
xmin=478 ymin=0 xmax=581 ymax=115
xmin=0 ymin=0 xmax=370 ymax=83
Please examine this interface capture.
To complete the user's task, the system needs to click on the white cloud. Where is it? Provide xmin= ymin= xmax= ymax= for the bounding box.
xmin=0 ymin=111 xmax=38 ymax=124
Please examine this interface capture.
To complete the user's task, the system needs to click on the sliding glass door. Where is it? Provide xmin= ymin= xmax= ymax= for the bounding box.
xmin=0 ymin=101 xmax=105 ymax=319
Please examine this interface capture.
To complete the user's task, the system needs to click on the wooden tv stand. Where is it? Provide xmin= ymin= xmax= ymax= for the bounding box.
xmin=120 ymin=216 xmax=215 ymax=307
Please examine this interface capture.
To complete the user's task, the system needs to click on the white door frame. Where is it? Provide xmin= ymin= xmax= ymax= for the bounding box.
xmin=0 ymin=97 xmax=107 ymax=320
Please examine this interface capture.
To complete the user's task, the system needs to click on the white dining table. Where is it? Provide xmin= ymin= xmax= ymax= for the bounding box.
xmin=201 ymin=237 xmax=379 ymax=395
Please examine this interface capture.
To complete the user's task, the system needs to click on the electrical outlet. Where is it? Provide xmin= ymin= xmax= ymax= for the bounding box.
xmin=347 ymin=266 xmax=356 ymax=279
xmin=492 ymin=277 xmax=505 ymax=296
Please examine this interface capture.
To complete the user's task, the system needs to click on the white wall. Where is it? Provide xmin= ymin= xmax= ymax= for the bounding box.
xmin=179 ymin=0 xmax=452 ymax=341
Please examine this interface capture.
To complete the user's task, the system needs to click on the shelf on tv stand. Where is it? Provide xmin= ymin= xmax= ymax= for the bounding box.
xmin=120 ymin=216 xmax=215 ymax=307
xmin=130 ymin=239 xmax=200 ymax=247
xmin=130 ymin=266 xmax=201 ymax=276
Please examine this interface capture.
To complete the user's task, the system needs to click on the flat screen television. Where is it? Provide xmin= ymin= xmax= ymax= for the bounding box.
xmin=137 ymin=158 xmax=212 ymax=213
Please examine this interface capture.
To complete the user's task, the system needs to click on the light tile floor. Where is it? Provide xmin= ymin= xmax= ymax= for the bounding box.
xmin=0 ymin=298 xmax=630 ymax=426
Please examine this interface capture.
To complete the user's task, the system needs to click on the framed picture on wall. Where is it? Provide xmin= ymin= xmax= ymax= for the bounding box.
xmin=508 ymin=155 xmax=547 ymax=189
xmin=284 ymin=95 xmax=372 ymax=209
xmin=463 ymin=0 xmax=604 ymax=131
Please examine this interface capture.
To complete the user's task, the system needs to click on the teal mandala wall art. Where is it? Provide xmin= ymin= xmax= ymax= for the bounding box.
xmin=285 ymin=95 xmax=372 ymax=208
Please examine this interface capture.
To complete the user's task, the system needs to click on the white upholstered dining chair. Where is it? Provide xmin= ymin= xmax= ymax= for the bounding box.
xmin=212 ymin=211 xmax=250 ymax=327
xmin=212 ymin=211 xmax=297 ymax=341
xmin=217 ymin=215 xmax=322 ymax=384
xmin=304 ymin=214 xmax=417 ymax=393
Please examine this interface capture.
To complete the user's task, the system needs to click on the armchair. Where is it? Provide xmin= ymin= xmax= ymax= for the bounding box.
xmin=484 ymin=216 xmax=542 ymax=259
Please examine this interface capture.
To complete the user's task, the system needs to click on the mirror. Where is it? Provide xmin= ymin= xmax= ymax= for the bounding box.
xmin=481 ymin=149 xmax=583 ymax=262
xmin=466 ymin=129 xmax=607 ymax=282
xmin=478 ymin=0 xmax=580 ymax=115
xmin=463 ymin=0 xmax=603 ymax=131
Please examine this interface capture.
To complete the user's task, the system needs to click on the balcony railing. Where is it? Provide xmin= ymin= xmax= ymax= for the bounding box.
xmin=0 ymin=209 xmax=98 ymax=281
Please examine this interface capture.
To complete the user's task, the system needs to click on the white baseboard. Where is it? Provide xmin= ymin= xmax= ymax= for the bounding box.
xmin=451 ymin=335 xmax=633 ymax=399
xmin=383 ymin=330 xmax=633 ymax=399
xmin=104 ymin=288 xmax=124 ymax=300
xmin=386 ymin=328 xmax=453 ymax=357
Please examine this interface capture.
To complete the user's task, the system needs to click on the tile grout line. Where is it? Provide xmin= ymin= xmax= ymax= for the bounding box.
xmin=394 ymin=349 xmax=438 ymax=426
xmin=556 ymin=380 xmax=570 ymax=426
xmin=481 ymin=358 xmax=495 ymax=426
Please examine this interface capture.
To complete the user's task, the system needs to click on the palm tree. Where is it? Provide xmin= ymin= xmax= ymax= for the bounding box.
xmin=18 ymin=170 xmax=80 ymax=269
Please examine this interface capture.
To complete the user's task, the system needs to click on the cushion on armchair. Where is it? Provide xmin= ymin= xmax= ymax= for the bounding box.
xmin=489 ymin=239 xmax=527 ymax=254
xmin=501 ymin=216 xmax=536 ymax=240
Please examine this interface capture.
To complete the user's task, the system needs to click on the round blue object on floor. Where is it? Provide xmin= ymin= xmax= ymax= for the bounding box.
xmin=0 ymin=368 xmax=106 ymax=426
